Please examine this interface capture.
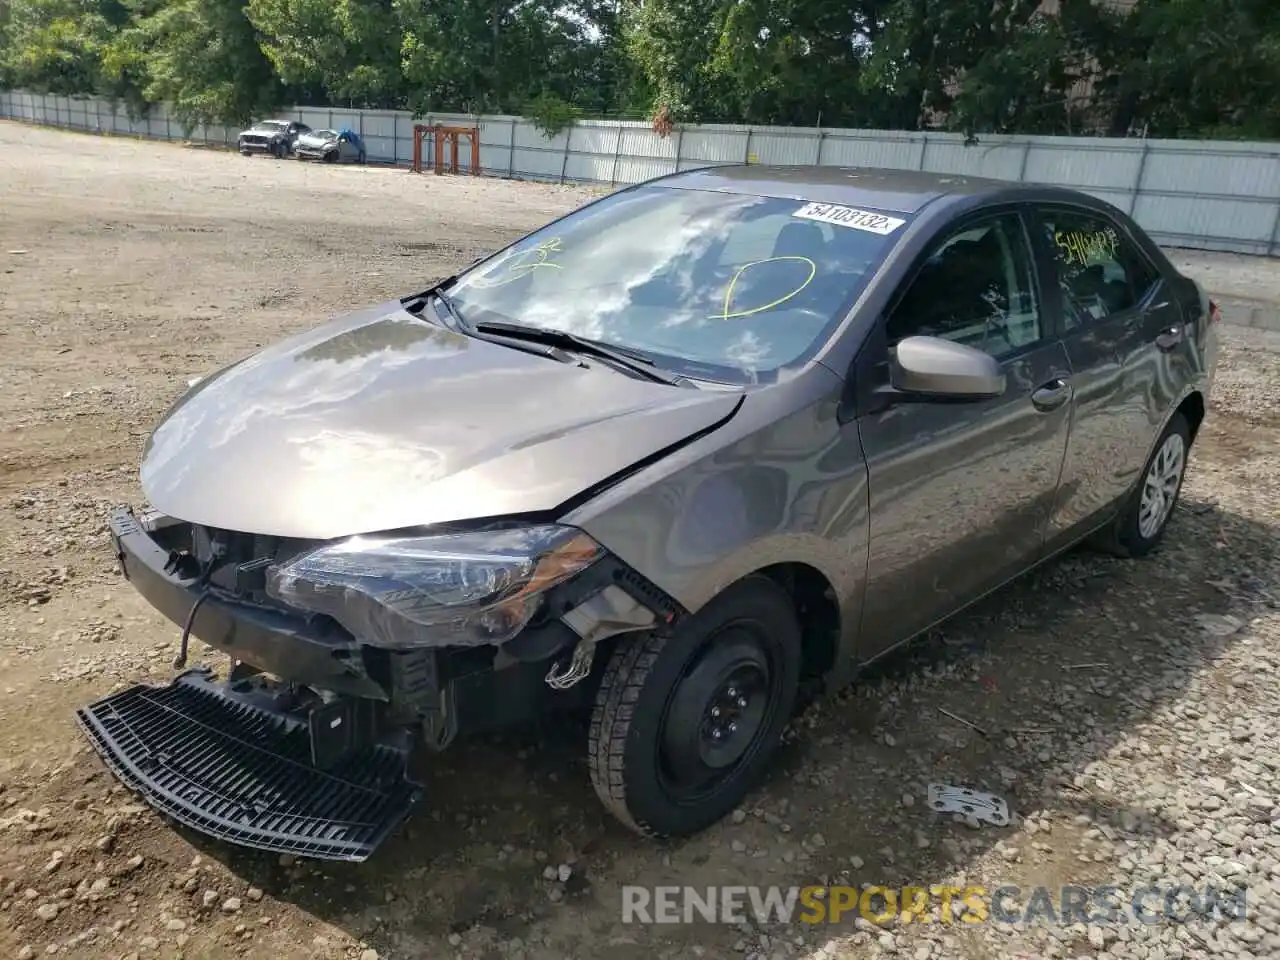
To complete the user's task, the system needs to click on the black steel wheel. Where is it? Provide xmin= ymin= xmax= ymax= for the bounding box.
xmin=588 ymin=575 xmax=801 ymax=838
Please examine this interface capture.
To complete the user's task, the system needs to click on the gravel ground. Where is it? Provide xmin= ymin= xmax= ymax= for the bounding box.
xmin=1 ymin=121 xmax=1279 ymax=960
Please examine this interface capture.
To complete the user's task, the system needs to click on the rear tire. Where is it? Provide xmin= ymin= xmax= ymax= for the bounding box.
xmin=1094 ymin=411 xmax=1191 ymax=558
xmin=587 ymin=575 xmax=801 ymax=838
xmin=324 ymin=151 xmax=337 ymax=164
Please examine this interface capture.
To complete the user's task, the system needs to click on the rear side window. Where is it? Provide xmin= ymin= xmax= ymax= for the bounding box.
xmin=885 ymin=212 xmax=1043 ymax=359
xmin=1039 ymin=209 xmax=1160 ymax=328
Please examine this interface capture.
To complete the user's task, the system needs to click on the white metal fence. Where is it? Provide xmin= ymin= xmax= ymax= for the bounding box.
xmin=4 ymin=90 xmax=1279 ymax=257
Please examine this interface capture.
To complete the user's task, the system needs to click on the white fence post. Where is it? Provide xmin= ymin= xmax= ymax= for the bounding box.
xmin=1017 ymin=140 xmax=1032 ymax=181
xmin=508 ymin=118 xmax=517 ymax=177
xmin=610 ymin=121 xmax=623 ymax=186
xmin=1129 ymin=138 xmax=1152 ymax=216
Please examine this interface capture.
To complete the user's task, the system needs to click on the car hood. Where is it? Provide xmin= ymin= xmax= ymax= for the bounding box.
xmin=140 ymin=301 xmax=742 ymax=540
xmin=297 ymin=132 xmax=337 ymax=146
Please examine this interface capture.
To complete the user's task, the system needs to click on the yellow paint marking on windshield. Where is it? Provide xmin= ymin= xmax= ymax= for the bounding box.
xmin=467 ymin=237 xmax=564 ymax=289
xmin=715 ymin=256 xmax=817 ymax=319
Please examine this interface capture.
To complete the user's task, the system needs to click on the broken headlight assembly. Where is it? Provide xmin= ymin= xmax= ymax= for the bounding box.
xmin=265 ymin=525 xmax=604 ymax=650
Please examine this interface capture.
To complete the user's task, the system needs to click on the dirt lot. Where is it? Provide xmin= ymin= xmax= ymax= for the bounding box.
xmin=1 ymin=121 xmax=1279 ymax=960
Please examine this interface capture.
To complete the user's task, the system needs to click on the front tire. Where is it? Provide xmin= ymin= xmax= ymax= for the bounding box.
xmin=588 ymin=575 xmax=801 ymax=838
xmin=1096 ymin=411 xmax=1192 ymax=557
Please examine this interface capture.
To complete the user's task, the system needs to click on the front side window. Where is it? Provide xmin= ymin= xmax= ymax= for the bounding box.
xmin=885 ymin=213 xmax=1043 ymax=359
xmin=1038 ymin=208 xmax=1160 ymax=329
xmin=447 ymin=185 xmax=910 ymax=383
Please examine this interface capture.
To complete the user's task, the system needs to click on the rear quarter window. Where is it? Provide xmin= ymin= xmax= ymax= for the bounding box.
xmin=1039 ymin=209 xmax=1161 ymax=327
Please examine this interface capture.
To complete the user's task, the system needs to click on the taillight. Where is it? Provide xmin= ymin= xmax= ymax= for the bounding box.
xmin=1209 ymin=300 xmax=1222 ymax=324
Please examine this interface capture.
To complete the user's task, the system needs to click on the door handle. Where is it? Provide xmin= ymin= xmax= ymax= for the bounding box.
xmin=1031 ymin=378 xmax=1072 ymax=412
xmin=1155 ymin=325 xmax=1184 ymax=350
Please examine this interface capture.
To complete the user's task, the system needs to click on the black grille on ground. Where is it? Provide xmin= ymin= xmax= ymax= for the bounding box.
xmin=76 ymin=673 xmax=422 ymax=861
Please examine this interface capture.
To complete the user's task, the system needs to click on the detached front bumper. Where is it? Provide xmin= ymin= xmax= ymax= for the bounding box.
xmin=78 ymin=507 xmax=428 ymax=860
xmin=82 ymin=505 xmax=672 ymax=859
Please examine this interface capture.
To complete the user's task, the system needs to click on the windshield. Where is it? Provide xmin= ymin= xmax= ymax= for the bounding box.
xmin=256 ymin=121 xmax=288 ymax=131
xmin=447 ymin=184 xmax=908 ymax=383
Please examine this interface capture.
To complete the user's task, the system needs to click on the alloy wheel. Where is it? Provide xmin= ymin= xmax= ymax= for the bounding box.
xmin=1138 ymin=432 xmax=1186 ymax=539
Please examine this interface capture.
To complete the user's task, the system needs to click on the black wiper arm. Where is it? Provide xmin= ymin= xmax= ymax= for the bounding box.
xmin=473 ymin=321 xmax=687 ymax=386
xmin=476 ymin=321 xmax=652 ymax=362
xmin=429 ymin=287 xmax=465 ymax=328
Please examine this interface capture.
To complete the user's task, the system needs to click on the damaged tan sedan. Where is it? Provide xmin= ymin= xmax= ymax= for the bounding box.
xmin=80 ymin=164 xmax=1218 ymax=860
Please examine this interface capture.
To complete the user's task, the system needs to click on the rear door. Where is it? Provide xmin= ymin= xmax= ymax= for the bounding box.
xmin=1028 ymin=204 xmax=1189 ymax=549
xmin=854 ymin=207 xmax=1073 ymax=656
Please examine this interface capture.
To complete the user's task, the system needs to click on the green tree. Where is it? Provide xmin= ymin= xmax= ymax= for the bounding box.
xmin=1070 ymin=0 xmax=1280 ymax=139
xmin=247 ymin=0 xmax=403 ymax=107
xmin=132 ymin=0 xmax=282 ymax=129
xmin=0 ymin=0 xmax=113 ymax=93
xmin=395 ymin=0 xmax=601 ymax=116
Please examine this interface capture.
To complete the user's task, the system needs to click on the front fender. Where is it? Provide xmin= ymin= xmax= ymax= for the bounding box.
xmin=564 ymin=372 xmax=870 ymax=684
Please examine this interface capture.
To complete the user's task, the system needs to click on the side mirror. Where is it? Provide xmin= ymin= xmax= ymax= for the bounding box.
xmin=890 ymin=335 xmax=1005 ymax=401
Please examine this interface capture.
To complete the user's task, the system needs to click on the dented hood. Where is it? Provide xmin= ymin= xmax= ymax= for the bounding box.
xmin=140 ymin=301 xmax=741 ymax=540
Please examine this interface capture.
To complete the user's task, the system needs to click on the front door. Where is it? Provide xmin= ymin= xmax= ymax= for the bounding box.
xmin=855 ymin=209 xmax=1073 ymax=658
xmin=1028 ymin=205 xmax=1189 ymax=549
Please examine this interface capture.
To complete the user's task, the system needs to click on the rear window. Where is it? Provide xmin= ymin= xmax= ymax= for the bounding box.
xmin=448 ymin=185 xmax=909 ymax=383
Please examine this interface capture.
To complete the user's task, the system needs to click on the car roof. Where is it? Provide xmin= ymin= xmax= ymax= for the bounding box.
xmin=655 ymin=164 xmax=1078 ymax=217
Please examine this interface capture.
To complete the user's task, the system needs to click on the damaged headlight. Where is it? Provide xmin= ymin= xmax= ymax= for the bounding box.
xmin=265 ymin=525 xmax=603 ymax=649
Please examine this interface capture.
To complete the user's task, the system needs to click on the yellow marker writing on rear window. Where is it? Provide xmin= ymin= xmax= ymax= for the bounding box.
xmin=1054 ymin=229 xmax=1118 ymax=266
xmin=715 ymin=256 xmax=816 ymax=319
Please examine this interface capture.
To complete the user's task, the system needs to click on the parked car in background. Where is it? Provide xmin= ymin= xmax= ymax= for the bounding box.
xmin=79 ymin=165 xmax=1219 ymax=862
xmin=237 ymin=119 xmax=311 ymax=158
xmin=294 ymin=127 xmax=367 ymax=164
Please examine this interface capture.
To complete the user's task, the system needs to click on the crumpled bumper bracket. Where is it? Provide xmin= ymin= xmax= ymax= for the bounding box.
xmin=76 ymin=671 xmax=422 ymax=861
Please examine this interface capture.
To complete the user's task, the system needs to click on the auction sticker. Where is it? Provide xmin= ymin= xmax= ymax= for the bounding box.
xmin=792 ymin=202 xmax=905 ymax=235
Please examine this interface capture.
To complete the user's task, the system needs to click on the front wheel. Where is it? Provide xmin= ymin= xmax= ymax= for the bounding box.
xmin=1096 ymin=411 xmax=1191 ymax=557
xmin=588 ymin=575 xmax=801 ymax=838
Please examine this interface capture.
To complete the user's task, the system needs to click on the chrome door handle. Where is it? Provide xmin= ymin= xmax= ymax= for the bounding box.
xmin=1155 ymin=325 xmax=1184 ymax=350
xmin=1031 ymin=378 xmax=1072 ymax=412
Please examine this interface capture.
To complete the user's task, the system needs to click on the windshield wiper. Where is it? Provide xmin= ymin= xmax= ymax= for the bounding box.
xmin=472 ymin=321 xmax=689 ymax=386
xmin=429 ymin=286 xmax=464 ymax=327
